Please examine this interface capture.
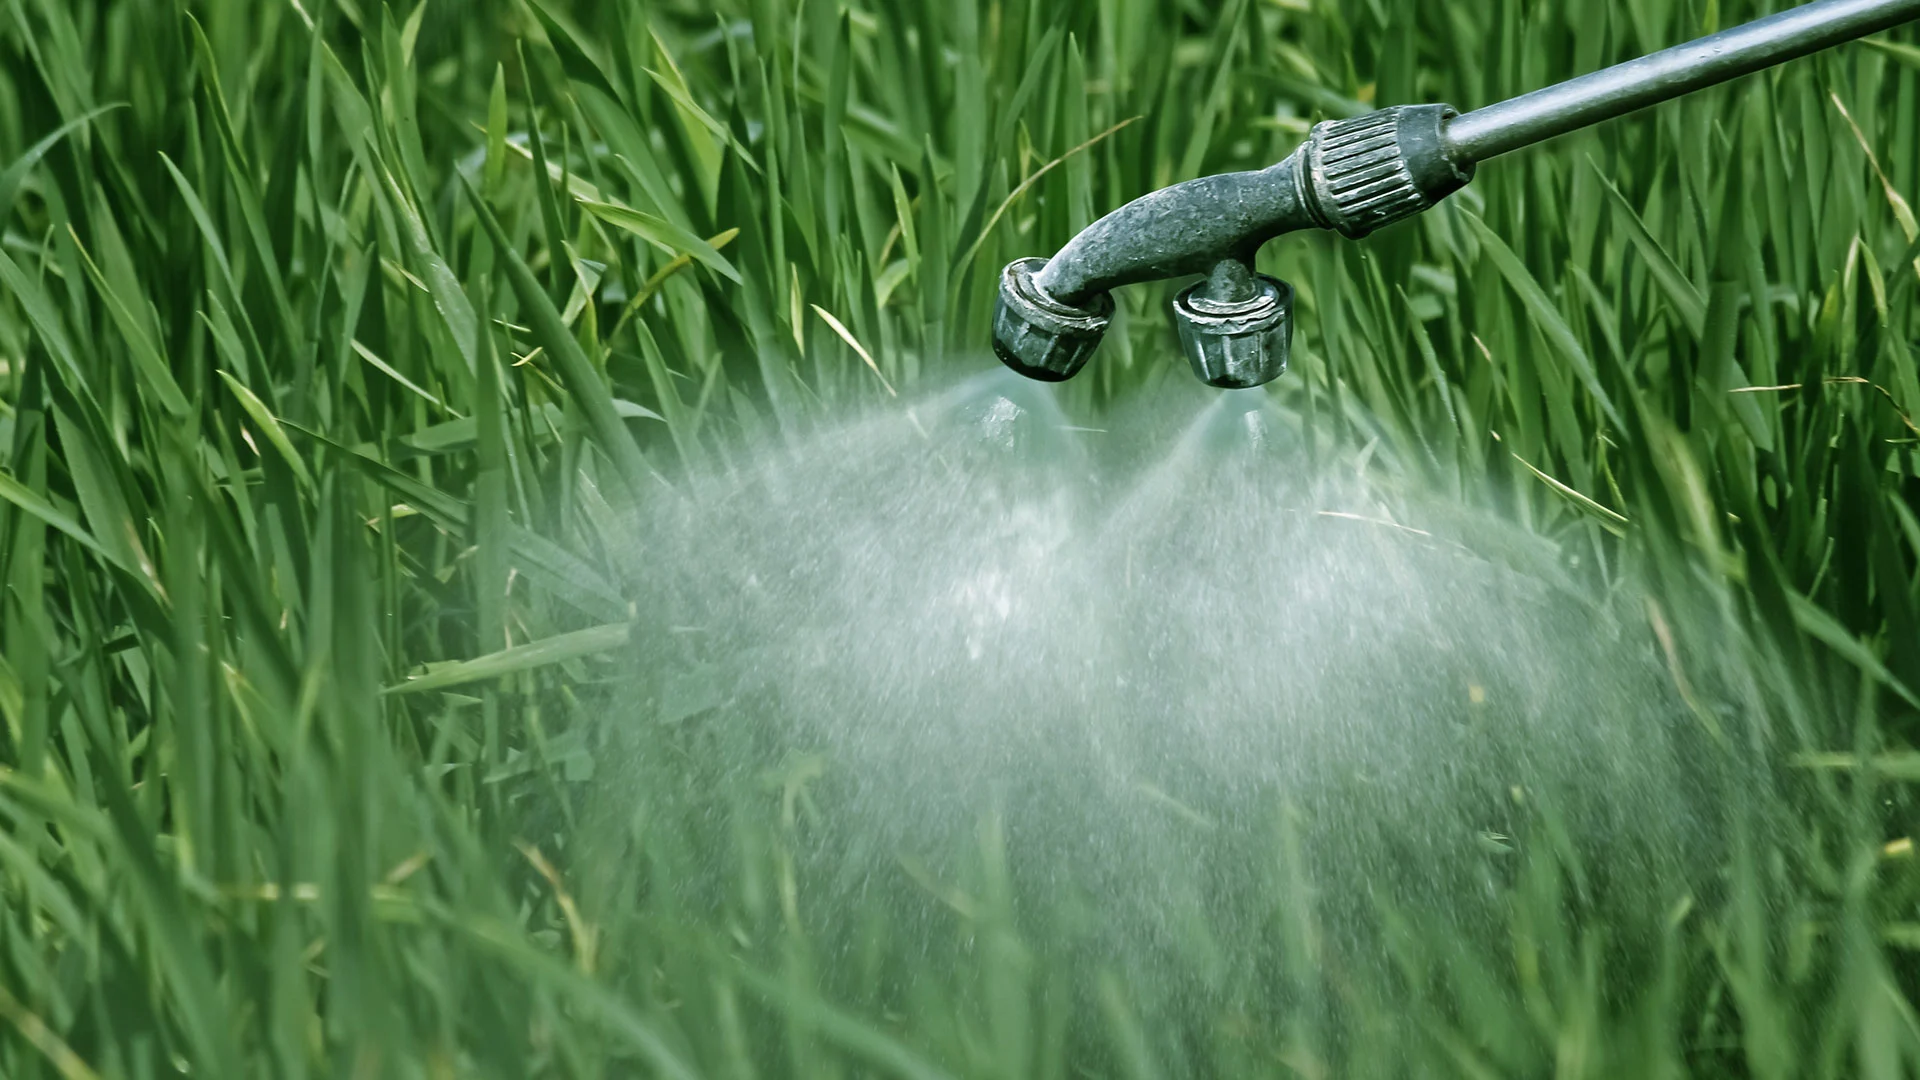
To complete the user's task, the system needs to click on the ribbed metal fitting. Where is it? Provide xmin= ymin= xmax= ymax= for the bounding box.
xmin=1302 ymin=104 xmax=1474 ymax=239
xmin=992 ymin=258 xmax=1115 ymax=382
xmin=1172 ymin=275 xmax=1293 ymax=389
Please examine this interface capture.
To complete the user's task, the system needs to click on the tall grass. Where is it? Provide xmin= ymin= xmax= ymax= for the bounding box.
xmin=0 ymin=0 xmax=1916 ymax=1075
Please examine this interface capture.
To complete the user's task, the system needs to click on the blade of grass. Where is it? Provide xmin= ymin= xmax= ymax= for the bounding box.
xmin=217 ymin=372 xmax=314 ymax=490
xmin=0 ymin=104 xmax=123 ymax=222
xmin=387 ymin=622 xmax=630 ymax=695
xmin=464 ymin=177 xmax=656 ymax=501
xmin=812 ymin=303 xmax=895 ymax=396
xmin=1589 ymin=157 xmax=1706 ymax=338
xmin=581 ymin=199 xmax=741 ymax=283
xmin=1462 ymin=209 xmax=1624 ymax=430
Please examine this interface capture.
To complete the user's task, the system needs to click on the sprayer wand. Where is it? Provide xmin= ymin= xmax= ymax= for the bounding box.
xmin=992 ymin=0 xmax=1920 ymax=389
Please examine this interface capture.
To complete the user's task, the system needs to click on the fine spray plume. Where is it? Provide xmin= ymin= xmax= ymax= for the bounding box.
xmin=598 ymin=0 xmax=1915 ymax=1047
xmin=611 ymin=371 xmax=1725 ymax=1017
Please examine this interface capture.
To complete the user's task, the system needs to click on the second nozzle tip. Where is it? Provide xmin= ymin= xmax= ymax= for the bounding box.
xmin=1173 ymin=275 xmax=1293 ymax=390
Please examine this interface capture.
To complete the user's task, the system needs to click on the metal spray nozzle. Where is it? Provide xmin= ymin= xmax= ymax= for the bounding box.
xmin=994 ymin=0 xmax=1920 ymax=389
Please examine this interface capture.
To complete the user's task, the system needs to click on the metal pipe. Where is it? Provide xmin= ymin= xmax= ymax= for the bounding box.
xmin=1448 ymin=0 xmax=1920 ymax=162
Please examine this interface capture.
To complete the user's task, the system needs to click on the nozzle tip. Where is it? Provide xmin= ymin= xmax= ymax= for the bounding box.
xmin=992 ymin=258 xmax=1113 ymax=382
xmin=1173 ymin=275 xmax=1293 ymax=389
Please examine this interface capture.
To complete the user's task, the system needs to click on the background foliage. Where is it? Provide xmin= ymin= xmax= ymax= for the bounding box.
xmin=0 ymin=0 xmax=1918 ymax=1075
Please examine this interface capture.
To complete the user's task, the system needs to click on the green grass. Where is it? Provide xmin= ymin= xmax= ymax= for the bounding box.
xmin=0 ymin=0 xmax=1918 ymax=1075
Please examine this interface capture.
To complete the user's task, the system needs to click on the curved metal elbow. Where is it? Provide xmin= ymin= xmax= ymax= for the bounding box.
xmin=993 ymin=104 xmax=1474 ymax=388
xmin=1030 ymin=157 xmax=1315 ymax=308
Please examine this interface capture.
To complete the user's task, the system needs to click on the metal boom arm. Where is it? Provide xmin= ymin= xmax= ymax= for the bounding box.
xmin=1447 ymin=0 xmax=1920 ymax=162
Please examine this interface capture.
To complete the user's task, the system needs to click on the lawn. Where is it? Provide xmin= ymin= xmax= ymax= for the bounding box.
xmin=1 ymin=0 xmax=1918 ymax=1076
